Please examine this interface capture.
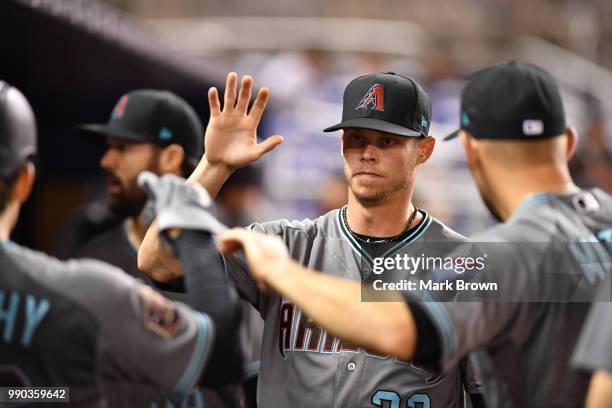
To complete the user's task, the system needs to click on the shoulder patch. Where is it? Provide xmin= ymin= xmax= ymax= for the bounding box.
xmin=138 ymin=285 xmax=183 ymax=338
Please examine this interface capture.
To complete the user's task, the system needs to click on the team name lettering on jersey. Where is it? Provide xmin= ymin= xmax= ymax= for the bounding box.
xmin=279 ymin=301 xmax=438 ymax=382
xmin=0 ymin=290 xmax=50 ymax=347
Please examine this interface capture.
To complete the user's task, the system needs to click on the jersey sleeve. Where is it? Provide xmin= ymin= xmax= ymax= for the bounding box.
xmin=572 ymin=285 xmax=612 ymax=373
xmin=406 ymin=243 xmax=537 ymax=372
xmin=221 ymin=223 xmax=270 ymax=313
xmin=222 ymin=218 xmax=311 ymax=315
xmin=417 ymin=300 xmax=522 ymax=372
xmin=68 ymin=259 xmax=214 ymax=400
xmin=222 ymin=249 xmax=264 ymax=313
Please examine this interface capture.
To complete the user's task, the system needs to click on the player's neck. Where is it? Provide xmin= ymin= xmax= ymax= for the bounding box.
xmin=0 ymin=202 xmax=19 ymax=242
xmin=0 ymin=220 xmax=10 ymax=242
xmin=346 ymin=191 xmax=420 ymax=237
xmin=126 ymin=216 xmax=147 ymax=249
xmin=493 ymin=166 xmax=578 ymax=220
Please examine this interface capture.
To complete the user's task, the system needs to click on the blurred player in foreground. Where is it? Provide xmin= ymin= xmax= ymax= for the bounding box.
xmin=0 ymin=81 xmax=243 ymax=406
xmin=215 ymin=61 xmax=612 ymax=408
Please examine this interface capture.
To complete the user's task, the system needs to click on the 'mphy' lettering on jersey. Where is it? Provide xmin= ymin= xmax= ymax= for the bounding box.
xmin=0 ymin=290 xmax=50 ymax=347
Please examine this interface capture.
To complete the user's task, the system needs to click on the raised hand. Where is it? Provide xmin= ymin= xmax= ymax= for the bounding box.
xmin=205 ymin=72 xmax=284 ymax=172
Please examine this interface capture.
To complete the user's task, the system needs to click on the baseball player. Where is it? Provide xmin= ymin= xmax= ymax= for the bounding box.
xmin=0 ymin=82 xmax=243 ymax=406
xmin=139 ymin=72 xmax=485 ymax=407
xmin=572 ymin=284 xmax=612 ymax=408
xmin=215 ymin=61 xmax=612 ymax=408
xmin=74 ymin=89 xmax=204 ymax=292
xmin=74 ymin=89 xmax=264 ymax=407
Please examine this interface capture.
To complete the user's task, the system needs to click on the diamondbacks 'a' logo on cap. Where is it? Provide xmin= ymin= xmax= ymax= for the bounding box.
xmin=112 ymin=95 xmax=129 ymax=119
xmin=355 ymin=84 xmax=384 ymax=111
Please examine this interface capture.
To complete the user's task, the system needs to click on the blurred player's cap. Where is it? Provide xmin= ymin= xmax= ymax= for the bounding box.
xmin=323 ymin=72 xmax=431 ymax=137
xmin=445 ymin=60 xmax=566 ymax=141
xmin=75 ymin=89 xmax=203 ymax=160
xmin=0 ymin=81 xmax=37 ymax=179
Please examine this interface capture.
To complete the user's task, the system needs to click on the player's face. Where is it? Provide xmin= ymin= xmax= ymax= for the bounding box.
xmin=341 ymin=129 xmax=422 ymax=207
xmin=100 ymin=137 xmax=161 ymax=216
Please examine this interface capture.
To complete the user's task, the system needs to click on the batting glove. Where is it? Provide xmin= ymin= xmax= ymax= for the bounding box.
xmin=137 ymin=172 xmax=227 ymax=244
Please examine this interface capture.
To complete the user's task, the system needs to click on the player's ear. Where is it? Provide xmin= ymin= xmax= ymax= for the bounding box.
xmin=12 ymin=161 xmax=36 ymax=205
xmin=416 ymin=136 xmax=435 ymax=164
xmin=565 ymin=127 xmax=578 ymax=161
xmin=159 ymin=144 xmax=185 ymax=176
xmin=339 ymin=130 xmax=347 ymax=157
xmin=460 ymin=131 xmax=481 ymax=170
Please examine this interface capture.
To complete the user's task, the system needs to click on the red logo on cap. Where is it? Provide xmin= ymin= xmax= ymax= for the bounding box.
xmin=112 ymin=95 xmax=129 ymax=119
xmin=355 ymin=84 xmax=384 ymax=111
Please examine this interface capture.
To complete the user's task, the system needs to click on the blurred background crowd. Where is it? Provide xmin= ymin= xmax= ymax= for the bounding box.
xmin=1 ymin=0 xmax=611 ymax=255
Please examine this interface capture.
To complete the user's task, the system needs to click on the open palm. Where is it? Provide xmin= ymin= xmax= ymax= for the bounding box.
xmin=205 ymin=73 xmax=283 ymax=171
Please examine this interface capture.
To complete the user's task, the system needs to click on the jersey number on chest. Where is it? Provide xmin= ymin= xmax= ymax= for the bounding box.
xmin=372 ymin=390 xmax=431 ymax=408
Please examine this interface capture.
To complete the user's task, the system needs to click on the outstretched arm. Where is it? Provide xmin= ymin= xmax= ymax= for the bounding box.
xmin=136 ymin=172 xmax=245 ymax=385
xmin=217 ymin=228 xmax=418 ymax=360
xmin=138 ymin=73 xmax=283 ymax=281
xmin=171 ymin=230 xmax=243 ymax=385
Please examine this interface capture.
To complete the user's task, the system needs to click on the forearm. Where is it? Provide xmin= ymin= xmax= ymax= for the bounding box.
xmin=187 ymin=158 xmax=232 ymax=199
xmin=173 ymin=230 xmax=243 ymax=385
xmin=587 ymin=371 xmax=612 ymax=408
xmin=266 ymin=260 xmax=417 ymax=360
xmin=138 ymin=221 xmax=183 ymax=282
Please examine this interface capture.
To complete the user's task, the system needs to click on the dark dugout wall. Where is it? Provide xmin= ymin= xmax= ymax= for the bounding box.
xmin=0 ymin=0 xmax=214 ymax=251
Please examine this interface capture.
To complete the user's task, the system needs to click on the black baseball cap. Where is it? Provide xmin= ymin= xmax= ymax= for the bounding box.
xmin=323 ymin=72 xmax=431 ymax=137
xmin=445 ymin=60 xmax=566 ymax=141
xmin=76 ymin=89 xmax=203 ymax=161
xmin=0 ymin=82 xmax=37 ymax=179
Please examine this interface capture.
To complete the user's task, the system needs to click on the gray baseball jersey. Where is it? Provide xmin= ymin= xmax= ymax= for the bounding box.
xmin=226 ymin=207 xmax=472 ymax=408
xmin=572 ymin=284 xmax=612 ymax=373
xmin=414 ymin=188 xmax=612 ymax=408
xmin=0 ymin=241 xmax=212 ymax=407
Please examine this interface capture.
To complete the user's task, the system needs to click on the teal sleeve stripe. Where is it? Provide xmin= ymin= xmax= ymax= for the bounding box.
xmin=420 ymin=301 xmax=456 ymax=363
xmin=174 ymin=312 xmax=214 ymax=397
xmin=220 ymin=252 xmax=229 ymax=276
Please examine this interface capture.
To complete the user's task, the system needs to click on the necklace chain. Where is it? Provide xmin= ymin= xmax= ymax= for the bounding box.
xmin=341 ymin=206 xmax=419 ymax=244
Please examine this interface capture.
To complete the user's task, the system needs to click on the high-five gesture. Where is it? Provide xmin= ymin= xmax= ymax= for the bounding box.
xmin=205 ymin=73 xmax=283 ymax=172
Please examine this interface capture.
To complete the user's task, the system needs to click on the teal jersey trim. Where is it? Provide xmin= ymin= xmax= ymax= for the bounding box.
xmin=173 ymin=312 xmax=214 ymax=397
xmin=420 ymin=300 xmax=456 ymax=363
xmin=515 ymin=192 xmax=551 ymax=213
